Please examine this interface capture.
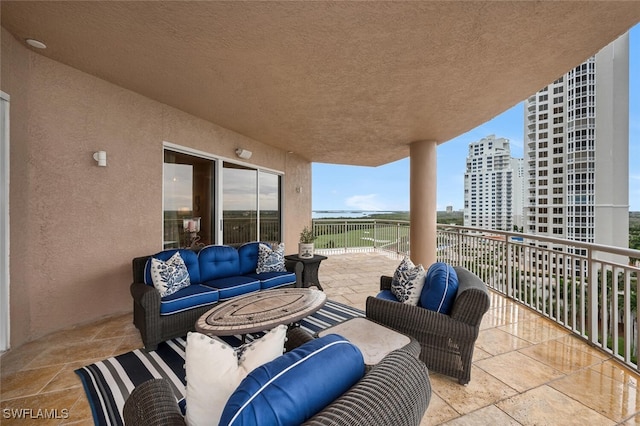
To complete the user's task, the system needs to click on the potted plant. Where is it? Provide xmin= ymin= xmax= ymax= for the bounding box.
xmin=298 ymin=226 xmax=316 ymax=259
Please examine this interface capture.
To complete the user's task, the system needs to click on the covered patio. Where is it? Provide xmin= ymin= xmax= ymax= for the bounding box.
xmin=1 ymin=251 xmax=638 ymax=424
xmin=2 ymin=2 xmax=640 ymax=351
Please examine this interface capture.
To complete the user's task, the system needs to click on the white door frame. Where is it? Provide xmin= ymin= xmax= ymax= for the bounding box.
xmin=1 ymin=91 xmax=10 ymax=352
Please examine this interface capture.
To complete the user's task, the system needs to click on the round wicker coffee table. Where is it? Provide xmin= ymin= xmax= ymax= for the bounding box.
xmin=195 ymin=288 xmax=326 ymax=336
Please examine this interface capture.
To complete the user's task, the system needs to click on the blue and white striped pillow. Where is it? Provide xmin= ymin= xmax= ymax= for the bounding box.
xmin=256 ymin=243 xmax=286 ymax=273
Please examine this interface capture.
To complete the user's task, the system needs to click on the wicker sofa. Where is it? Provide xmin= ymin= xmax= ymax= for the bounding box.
xmin=123 ymin=328 xmax=432 ymax=426
xmin=366 ymin=266 xmax=490 ymax=385
xmin=130 ymin=242 xmax=303 ymax=350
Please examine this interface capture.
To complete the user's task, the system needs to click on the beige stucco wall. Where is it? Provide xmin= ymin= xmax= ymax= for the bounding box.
xmin=1 ymin=28 xmax=311 ymax=348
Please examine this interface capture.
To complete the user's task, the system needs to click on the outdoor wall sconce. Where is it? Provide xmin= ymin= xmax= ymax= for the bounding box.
xmin=235 ymin=148 xmax=252 ymax=160
xmin=93 ymin=151 xmax=107 ymax=167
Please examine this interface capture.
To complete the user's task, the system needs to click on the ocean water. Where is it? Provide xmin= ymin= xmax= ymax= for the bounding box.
xmin=312 ymin=210 xmax=395 ymax=219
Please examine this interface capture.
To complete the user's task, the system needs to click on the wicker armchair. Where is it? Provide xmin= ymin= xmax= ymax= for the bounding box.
xmin=123 ymin=328 xmax=431 ymax=426
xmin=366 ymin=266 xmax=490 ymax=385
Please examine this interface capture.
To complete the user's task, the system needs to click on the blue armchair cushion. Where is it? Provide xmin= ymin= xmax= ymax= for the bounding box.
xmin=219 ymin=334 xmax=365 ymax=426
xmin=144 ymin=249 xmax=200 ymax=285
xmin=376 ymin=289 xmax=399 ymax=301
xmin=420 ymin=262 xmax=459 ymax=314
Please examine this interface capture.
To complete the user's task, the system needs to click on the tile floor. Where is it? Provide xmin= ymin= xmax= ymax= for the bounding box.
xmin=2 ymin=251 xmax=640 ymax=425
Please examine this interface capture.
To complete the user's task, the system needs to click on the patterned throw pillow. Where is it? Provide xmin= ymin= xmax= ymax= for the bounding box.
xmin=256 ymin=243 xmax=287 ymax=273
xmin=391 ymin=257 xmax=426 ymax=306
xmin=150 ymin=251 xmax=191 ymax=297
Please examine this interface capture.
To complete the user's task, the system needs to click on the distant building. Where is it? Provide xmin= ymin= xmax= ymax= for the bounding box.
xmin=523 ymin=33 xmax=629 ymax=255
xmin=463 ymin=135 xmax=524 ymax=231
xmin=446 ymin=205 xmax=453 ymax=213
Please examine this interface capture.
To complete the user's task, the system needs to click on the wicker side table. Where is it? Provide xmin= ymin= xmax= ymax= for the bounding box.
xmin=284 ymin=254 xmax=328 ymax=290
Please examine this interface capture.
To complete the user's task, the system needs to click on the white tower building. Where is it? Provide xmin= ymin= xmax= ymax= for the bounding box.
xmin=464 ymin=135 xmax=524 ymax=231
xmin=524 ymin=33 xmax=629 ymax=259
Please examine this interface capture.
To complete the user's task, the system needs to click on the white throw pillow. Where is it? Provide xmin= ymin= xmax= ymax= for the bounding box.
xmin=184 ymin=325 xmax=287 ymax=426
xmin=256 ymin=243 xmax=287 ymax=273
xmin=391 ymin=257 xmax=426 ymax=306
xmin=150 ymin=251 xmax=191 ymax=297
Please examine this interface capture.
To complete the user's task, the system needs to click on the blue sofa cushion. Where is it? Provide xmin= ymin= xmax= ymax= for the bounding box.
xmin=245 ymin=271 xmax=297 ymax=290
xmin=159 ymin=284 xmax=219 ymax=315
xmin=237 ymin=242 xmax=262 ymax=275
xmin=144 ymin=249 xmax=200 ymax=285
xmin=376 ymin=289 xmax=399 ymax=302
xmin=198 ymin=245 xmax=241 ymax=282
xmin=420 ymin=262 xmax=459 ymax=314
xmin=220 ymin=334 xmax=365 ymax=426
xmin=202 ymin=276 xmax=261 ymax=300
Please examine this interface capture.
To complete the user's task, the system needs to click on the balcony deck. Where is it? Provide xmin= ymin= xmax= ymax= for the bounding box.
xmin=2 ymin=251 xmax=640 ymax=424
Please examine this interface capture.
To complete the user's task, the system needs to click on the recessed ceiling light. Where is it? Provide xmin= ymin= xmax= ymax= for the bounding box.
xmin=26 ymin=39 xmax=46 ymax=49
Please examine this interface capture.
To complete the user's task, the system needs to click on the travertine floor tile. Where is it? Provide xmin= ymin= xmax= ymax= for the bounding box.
xmin=475 ymin=327 xmax=532 ymax=356
xmin=591 ymin=359 xmax=640 ymax=388
xmin=497 ymin=385 xmax=615 ymax=425
xmin=420 ymin=391 xmax=460 ymax=425
xmin=497 ymin=316 xmax=570 ymax=344
xmin=475 ymin=351 xmax=563 ymax=392
xmin=443 ymin=404 xmax=522 ymax=425
xmin=1 ymin=365 xmax=64 ymax=400
xmin=518 ymin=338 xmax=605 ymax=374
xmin=431 ymin=367 xmax=518 ymax=415
xmin=550 ymin=368 xmax=640 ymax=423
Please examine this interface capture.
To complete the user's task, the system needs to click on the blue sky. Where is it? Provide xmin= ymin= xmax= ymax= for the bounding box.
xmin=313 ymin=24 xmax=640 ymax=212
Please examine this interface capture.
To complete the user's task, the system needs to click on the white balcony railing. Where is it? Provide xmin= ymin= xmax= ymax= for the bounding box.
xmin=313 ymin=219 xmax=640 ymax=372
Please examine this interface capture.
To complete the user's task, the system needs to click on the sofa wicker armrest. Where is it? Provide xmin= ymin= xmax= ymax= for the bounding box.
xmin=285 ymin=259 xmax=305 ymax=288
xmin=380 ymin=275 xmax=393 ymax=291
xmin=304 ymin=349 xmax=431 ymax=426
xmin=285 ymin=326 xmax=315 ymax=352
xmin=123 ymin=379 xmax=185 ymax=426
xmin=130 ymin=281 xmax=161 ymax=311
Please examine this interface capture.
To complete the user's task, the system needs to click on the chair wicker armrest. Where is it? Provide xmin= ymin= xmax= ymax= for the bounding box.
xmin=380 ymin=275 xmax=393 ymax=291
xmin=285 ymin=327 xmax=315 ymax=352
xmin=123 ymin=379 xmax=185 ymax=426
xmin=304 ymin=349 xmax=431 ymax=426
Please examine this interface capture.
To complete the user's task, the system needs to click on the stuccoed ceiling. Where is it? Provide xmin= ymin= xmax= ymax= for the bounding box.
xmin=2 ymin=1 xmax=639 ymax=166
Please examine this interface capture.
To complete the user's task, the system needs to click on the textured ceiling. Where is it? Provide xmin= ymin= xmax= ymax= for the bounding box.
xmin=2 ymin=1 xmax=640 ymax=166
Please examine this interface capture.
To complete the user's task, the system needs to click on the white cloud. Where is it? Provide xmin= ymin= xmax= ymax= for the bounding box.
xmin=345 ymin=194 xmax=383 ymax=210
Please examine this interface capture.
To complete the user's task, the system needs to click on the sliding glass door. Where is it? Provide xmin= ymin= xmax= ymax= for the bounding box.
xmin=163 ymin=148 xmax=282 ymax=248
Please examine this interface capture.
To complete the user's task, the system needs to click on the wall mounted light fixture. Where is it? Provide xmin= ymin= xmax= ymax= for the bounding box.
xmin=93 ymin=151 xmax=107 ymax=167
xmin=235 ymin=148 xmax=252 ymax=160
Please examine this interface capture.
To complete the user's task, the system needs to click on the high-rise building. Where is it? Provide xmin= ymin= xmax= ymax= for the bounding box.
xmin=464 ymin=135 xmax=524 ymax=231
xmin=524 ymin=32 xmax=629 ymax=253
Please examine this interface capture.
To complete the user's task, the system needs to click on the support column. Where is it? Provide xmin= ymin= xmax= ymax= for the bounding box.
xmin=409 ymin=140 xmax=437 ymax=267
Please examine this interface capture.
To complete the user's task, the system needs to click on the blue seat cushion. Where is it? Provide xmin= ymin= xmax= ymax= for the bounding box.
xmin=420 ymin=262 xmax=459 ymax=314
xmin=202 ymin=276 xmax=261 ymax=300
xmin=159 ymin=284 xmax=219 ymax=315
xmin=376 ymin=289 xmax=399 ymax=302
xmin=220 ymin=334 xmax=365 ymax=426
xmin=245 ymin=271 xmax=296 ymax=290
xmin=144 ymin=249 xmax=200 ymax=285
xmin=198 ymin=245 xmax=241 ymax=282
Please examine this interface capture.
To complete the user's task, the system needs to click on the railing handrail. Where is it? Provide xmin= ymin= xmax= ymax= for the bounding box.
xmin=312 ymin=218 xmax=640 ymax=372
